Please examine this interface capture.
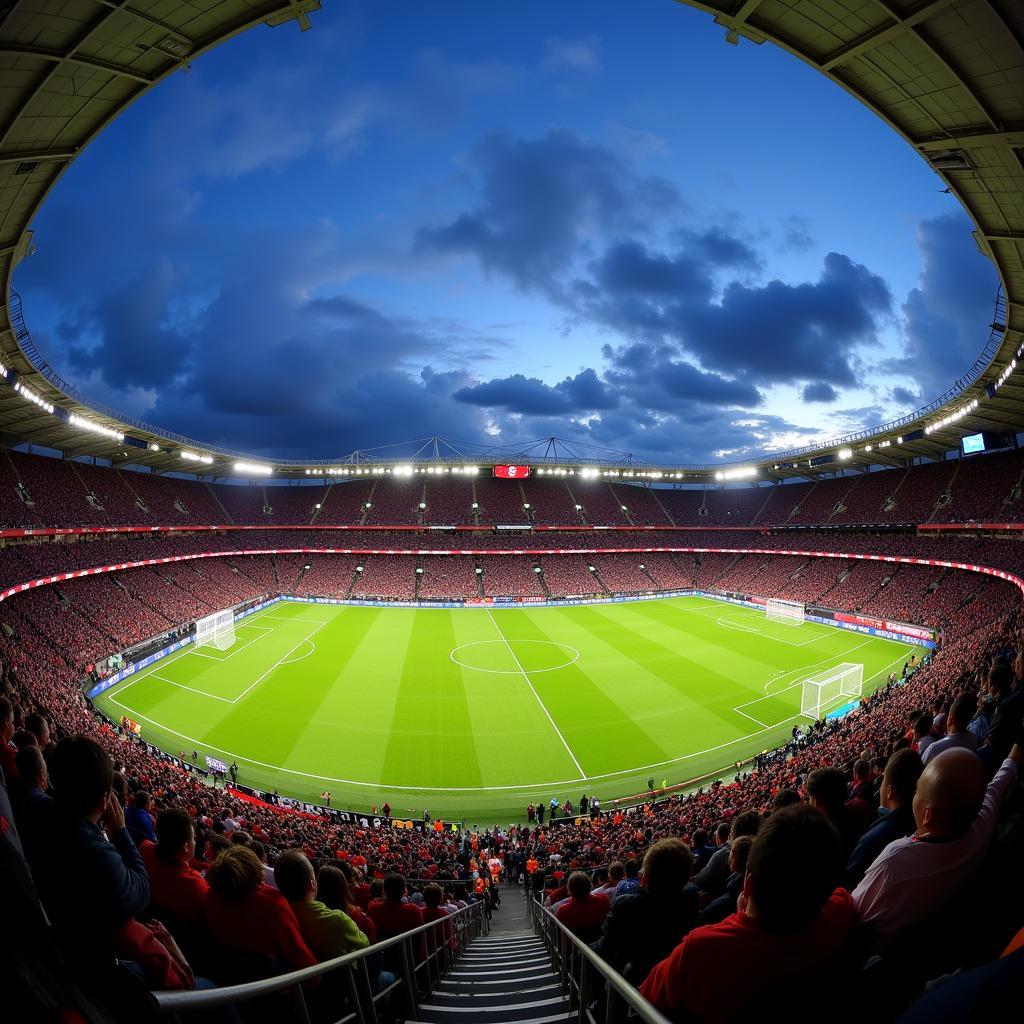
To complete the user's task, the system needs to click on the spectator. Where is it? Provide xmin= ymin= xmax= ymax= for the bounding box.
xmin=124 ymin=789 xmax=157 ymax=844
xmin=701 ymin=835 xmax=753 ymax=925
xmin=368 ymin=873 xmax=424 ymax=942
xmin=318 ymin=864 xmax=377 ymax=943
xmin=695 ymin=811 xmax=760 ymax=897
xmin=274 ymin=850 xmax=369 ymax=960
xmin=594 ymin=838 xmax=699 ymax=984
xmin=981 ymin=659 xmax=1024 ymax=762
xmin=13 ymin=743 xmax=51 ymax=869
xmin=805 ymin=767 xmax=870 ymax=858
xmin=139 ymin=808 xmax=209 ymax=932
xmin=614 ymin=858 xmax=641 ymax=898
xmin=594 ymin=861 xmax=624 ymax=898
xmin=852 ymin=744 xmax=1022 ymax=947
xmin=203 ymin=844 xmax=316 ymax=972
xmin=641 ymin=806 xmax=855 ymax=1023
xmin=0 ymin=696 xmax=17 ymax=781
xmin=922 ymin=691 xmax=979 ymax=765
xmin=845 ymin=749 xmax=922 ymax=889
xmin=39 ymin=736 xmax=149 ymax=961
xmin=913 ymin=713 xmax=936 ymax=758
xmin=554 ymin=871 xmax=611 ymax=941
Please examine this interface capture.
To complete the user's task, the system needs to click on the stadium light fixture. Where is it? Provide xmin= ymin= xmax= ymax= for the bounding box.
xmin=13 ymin=380 xmax=54 ymax=414
xmin=523 ymin=503 xmax=531 ymax=509
xmin=314 ymin=503 xmax=321 ymax=509
xmin=181 ymin=451 xmax=213 ymax=465
xmin=475 ymin=567 xmax=483 ymax=574
xmin=364 ymin=502 xmax=372 ymax=509
xmin=575 ymin=504 xmax=582 ymax=510
xmin=69 ymin=414 xmax=125 ymax=442
xmin=838 ymin=448 xmax=853 ymax=460
xmin=356 ymin=566 xmax=363 ymax=572
xmin=639 ymin=563 xmax=645 ymax=570
xmin=149 ymin=443 xmax=160 ymax=452
xmin=621 ymin=505 xmax=628 ymax=511
xmin=471 ymin=501 xmax=479 ymax=509
xmin=234 ymin=461 xmax=273 ymax=476
xmin=533 ymin=566 xmax=542 ymax=573
xmin=415 ymin=567 xmax=424 ymax=574
xmin=714 ymin=466 xmax=757 ymax=481
xmin=418 ymin=502 xmax=426 ymax=509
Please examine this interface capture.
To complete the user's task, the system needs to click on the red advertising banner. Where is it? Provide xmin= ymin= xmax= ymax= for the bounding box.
xmin=492 ymin=464 xmax=531 ymax=479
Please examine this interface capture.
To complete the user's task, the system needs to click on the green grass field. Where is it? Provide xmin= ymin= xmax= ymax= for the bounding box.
xmin=95 ymin=597 xmax=917 ymax=822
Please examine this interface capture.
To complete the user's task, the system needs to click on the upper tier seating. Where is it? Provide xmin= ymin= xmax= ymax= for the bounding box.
xmin=2 ymin=446 xmax=1024 ymax=529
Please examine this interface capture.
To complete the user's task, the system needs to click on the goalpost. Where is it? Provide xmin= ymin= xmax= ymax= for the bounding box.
xmin=766 ymin=597 xmax=805 ymax=625
xmin=800 ymin=662 xmax=863 ymax=720
xmin=195 ymin=608 xmax=236 ymax=652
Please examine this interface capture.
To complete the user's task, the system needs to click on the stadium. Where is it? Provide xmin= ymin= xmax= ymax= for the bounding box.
xmin=0 ymin=1 xmax=1023 ymax=1022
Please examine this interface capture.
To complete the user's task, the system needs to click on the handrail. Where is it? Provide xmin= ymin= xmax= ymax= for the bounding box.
xmin=525 ymin=894 xmax=673 ymax=1024
xmin=154 ymin=897 xmax=487 ymax=1017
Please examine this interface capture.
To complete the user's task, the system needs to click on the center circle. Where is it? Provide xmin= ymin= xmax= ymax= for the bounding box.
xmin=450 ymin=639 xmax=580 ymax=675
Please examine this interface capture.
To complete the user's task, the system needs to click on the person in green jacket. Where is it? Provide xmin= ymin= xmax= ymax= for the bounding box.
xmin=274 ymin=849 xmax=370 ymax=960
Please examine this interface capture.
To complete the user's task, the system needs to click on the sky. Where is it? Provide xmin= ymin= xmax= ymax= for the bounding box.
xmin=13 ymin=0 xmax=999 ymax=466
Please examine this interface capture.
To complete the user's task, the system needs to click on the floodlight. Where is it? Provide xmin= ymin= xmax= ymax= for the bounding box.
xmin=234 ymin=461 xmax=273 ymax=476
xmin=838 ymin=448 xmax=853 ymax=460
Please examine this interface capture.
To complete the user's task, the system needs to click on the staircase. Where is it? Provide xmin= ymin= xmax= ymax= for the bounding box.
xmin=422 ymin=930 xmax=571 ymax=1024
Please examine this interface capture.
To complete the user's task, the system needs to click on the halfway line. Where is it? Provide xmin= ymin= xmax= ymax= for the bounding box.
xmin=484 ymin=609 xmax=586 ymax=780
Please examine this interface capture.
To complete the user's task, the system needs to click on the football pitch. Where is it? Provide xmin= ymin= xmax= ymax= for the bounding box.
xmin=95 ymin=596 xmax=918 ymax=821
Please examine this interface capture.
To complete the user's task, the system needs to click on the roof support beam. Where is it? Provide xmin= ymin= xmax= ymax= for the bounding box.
xmin=0 ymin=148 xmax=76 ymax=166
xmin=818 ymin=0 xmax=956 ymax=73
xmin=92 ymin=0 xmax=195 ymax=47
xmin=0 ymin=45 xmax=156 ymax=84
xmin=916 ymin=128 xmax=1024 ymax=152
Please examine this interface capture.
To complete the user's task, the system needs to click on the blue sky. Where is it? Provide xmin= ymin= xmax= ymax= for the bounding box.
xmin=14 ymin=0 xmax=998 ymax=463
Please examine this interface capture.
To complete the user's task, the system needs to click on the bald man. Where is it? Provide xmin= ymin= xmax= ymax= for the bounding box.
xmin=852 ymin=744 xmax=1022 ymax=946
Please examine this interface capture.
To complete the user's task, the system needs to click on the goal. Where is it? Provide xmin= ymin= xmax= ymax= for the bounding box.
xmin=800 ymin=662 xmax=863 ymax=720
xmin=766 ymin=598 xmax=804 ymax=625
xmin=195 ymin=608 xmax=236 ymax=652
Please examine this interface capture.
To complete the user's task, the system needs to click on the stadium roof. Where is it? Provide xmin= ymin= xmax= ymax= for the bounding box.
xmin=0 ymin=0 xmax=1021 ymax=483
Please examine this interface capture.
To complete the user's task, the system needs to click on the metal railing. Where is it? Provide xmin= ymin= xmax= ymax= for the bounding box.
xmin=525 ymin=893 xmax=673 ymax=1024
xmin=153 ymin=898 xmax=488 ymax=1024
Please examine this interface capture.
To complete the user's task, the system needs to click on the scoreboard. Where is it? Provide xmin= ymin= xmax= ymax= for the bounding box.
xmin=492 ymin=465 xmax=531 ymax=479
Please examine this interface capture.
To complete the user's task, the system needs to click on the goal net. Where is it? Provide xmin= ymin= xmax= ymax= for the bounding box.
xmin=766 ymin=598 xmax=804 ymax=625
xmin=800 ymin=662 xmax=863 ymax=720
xmin=195 ymin=608 xmax=236 ymax=651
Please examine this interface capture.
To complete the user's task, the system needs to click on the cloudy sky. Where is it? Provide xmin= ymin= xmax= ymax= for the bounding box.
xmin=15 ymin=0 xmax=998 ymax=465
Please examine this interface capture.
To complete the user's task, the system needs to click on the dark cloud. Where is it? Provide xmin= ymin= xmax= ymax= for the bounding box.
xmin=672 ymin=253 xmax=891 ymax=387
xmin=880 ymin=211 xmax=999 ymax=400
xmin=454 ymin=369 xmax=618 ymax=416
xmin=801 ymin=382 xmax=839 ymax=403
xmin=64 ymin=260 xmax=188 ymax=391
xmin=415 ymin=129 xmax=680 ymax=294
xmin=890 ymin=386 xmax=919 ymax=407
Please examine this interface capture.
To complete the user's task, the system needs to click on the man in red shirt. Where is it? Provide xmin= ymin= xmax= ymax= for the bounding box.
xmin=641 ymin=805 xmax=855 ymax=1024
xmin=555 ymin=872 xmax=610 ymax=941
xmin=140 ymin=807 xmax=208 ymax=934
xmin=368 ymin=872 xmax=424 ymax=941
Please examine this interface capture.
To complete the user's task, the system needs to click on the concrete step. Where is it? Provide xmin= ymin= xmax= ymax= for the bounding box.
xmin=430 ymin=984 xmax=563 ymax=1005
xmin=418 ymin=996 xmax=570 ymax=1022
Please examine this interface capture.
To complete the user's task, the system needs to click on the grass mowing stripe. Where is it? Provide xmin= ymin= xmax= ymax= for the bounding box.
xmin=381 ymin=609 xmax=484 ymax=788
xmin=496 ymin=607 xmax=672 ymax=777
xmin=485 ymin=609 xmax=586 ymax=780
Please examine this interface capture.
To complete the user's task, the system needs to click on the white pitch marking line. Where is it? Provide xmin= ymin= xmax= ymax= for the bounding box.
xmin=733 ymin=705 xmax=769 ymax=729
xmin=192 ymin=625 xmax=274 ymax=661
xmin=230 ymin=621 xmax=329 ymax=703
xmin=485 ymin=609 xmax=586 ymax=780
xmin=147 ymin=674 xmax=236 ymax=703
